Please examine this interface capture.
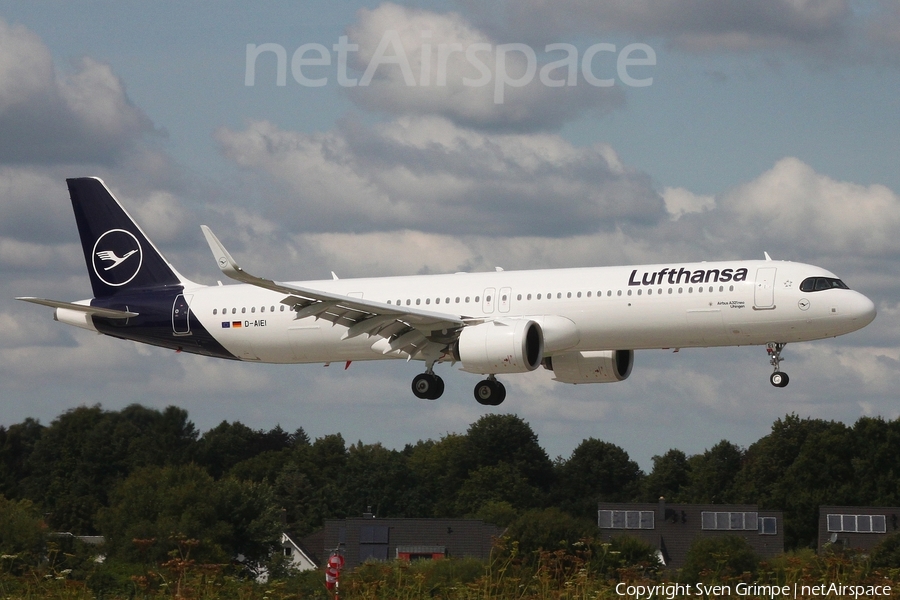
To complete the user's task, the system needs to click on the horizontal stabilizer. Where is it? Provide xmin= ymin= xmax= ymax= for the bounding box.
xmin=16 ymin=297 xmax=139 ymax=319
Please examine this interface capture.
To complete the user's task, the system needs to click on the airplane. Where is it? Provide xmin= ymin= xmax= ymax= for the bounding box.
xmin=18 ymin=177 xmax=877 ymax=405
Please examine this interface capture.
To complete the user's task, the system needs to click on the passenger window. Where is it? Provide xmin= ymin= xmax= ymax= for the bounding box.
xmin=678 ymin=288 xmax=683 ymax=294
xmin=502 ymin=295 xmax=507 ymax=301
xmin=718 ymin=286 xmax=723 ymax=292
xmin=213 ymin=309 xmax=218 ymax=315
xmin=271 ymin=306 xmax=275 ymax=312
xmin=465 ymin=297 xmax=470 ymax=302
xmin=688 ymin=287 xmax=693 ymax=293
xmin=517 ymin=294 xmax=521 ymax=301
xmin=557 ymin=292 xmax=562 ymax=299
xmin=536 ymin=293 xmax=541 ymax=299
xmin=455 ymin=297 xmax=460 ymax=303
xmin=668 ymin=288 xmax=673 ymax=294
xmin=586 ymin=291 xmax=591 ymax=298
xmin=242 ymin=307 xmax=246 ymax=313
xmin=280 ymin=305 xmax=285 ymax=312
xmin=416 ymin=299 xmax=421 ymax=305
xmin=607 ymin=290 xmax=612 ymax=297
xmin=232 ymin=308 xmax=237 ymax=314
xmin=251 ymin=307 xmax=256 ymax=313
xmin=526 ymin=294 xmax=531 ymax=300
xmin=567 ymin=292 xmax=572 ymax=298
xmin=426 ymin=298 xmax=430 ymax=304
xmin=627 ymin=290 xmax=632 ymax=296
xmin=446 ymin=297 xmax=450 ymax=304
xmin=475 ymin=296 xmax=480 ymax=302
xmin=617 ymin=290 xmax=622 ymax=296
xmin=647 ymin=289 xmax=652 ymax=295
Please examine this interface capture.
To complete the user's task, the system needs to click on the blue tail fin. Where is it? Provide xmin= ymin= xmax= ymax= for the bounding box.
xmin=68 ymin=177 xmax=184 ymax=297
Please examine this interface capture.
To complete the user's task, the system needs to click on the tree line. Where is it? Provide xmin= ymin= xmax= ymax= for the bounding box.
xmin=2 ymin=404 xmax=900 ymax=569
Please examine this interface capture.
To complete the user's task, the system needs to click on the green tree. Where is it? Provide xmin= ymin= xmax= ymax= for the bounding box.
xmin=463 ymin=414 xmax=555 ymax=493
xmin=679 ymin=440 xmax=743 ymax=504
xmin=195 ymin=421 xmax=301 ymax=479
xmin=733 ymin=415 xmax=858 ymax=549
xmin=341 ymin=441 xmax=414 ymax=518
xmin=454 ymin=463 xmax=542 ymax=515
xmin=555 ymin=438 xmax=644 ymax=519
xmin=848 ymin=417 xmax=900 ymax=506
xmin=642 ymin=449 xmax=690 ymax=502
xmin=98 ymin=463 xmax=280 ymax=565
xmin=21 ymin=404 xmax=197 ymax=532
xmin=406 ymin=434 xmax=470 ymax=517
xmin=0 ymin=418 xmax=44 ymax=499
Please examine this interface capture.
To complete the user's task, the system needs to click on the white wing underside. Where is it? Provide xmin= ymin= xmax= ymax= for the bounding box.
xmin=201 ymin=226 xmax=474 ymax=360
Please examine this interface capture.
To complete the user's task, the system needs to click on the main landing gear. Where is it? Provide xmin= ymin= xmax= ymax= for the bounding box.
xmin=474 ymin=375 xmax=506 ymax=406
xmin=410 ymin=368 xmax=507 ymax=406
xmin=767 ymin=342 xmax=789 ymax=388
xmin=411 ymin=370 xmax=444 ymax=400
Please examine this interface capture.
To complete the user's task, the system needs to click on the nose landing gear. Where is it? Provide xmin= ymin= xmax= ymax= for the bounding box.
xmin=767 ymin=342 xmax=789 ymax=387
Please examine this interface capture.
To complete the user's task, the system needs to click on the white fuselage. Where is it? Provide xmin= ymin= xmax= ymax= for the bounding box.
xmin=182 ymin=259 xmax=876 ymax=364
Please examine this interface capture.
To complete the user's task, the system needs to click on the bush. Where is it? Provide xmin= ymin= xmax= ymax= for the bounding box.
xmin=0 ymin=496 xmax=45 ymax=574
xmin=679 ymin=535 xmax=759 ymax=582
xmin=871 ymin=532 xmax=900 ymax=570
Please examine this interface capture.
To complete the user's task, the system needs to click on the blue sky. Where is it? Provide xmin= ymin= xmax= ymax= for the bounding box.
xmin=1 ymin=0 xmax=899 ymax=468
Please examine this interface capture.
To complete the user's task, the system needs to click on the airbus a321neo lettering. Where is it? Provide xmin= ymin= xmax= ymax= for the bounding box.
xmin=19 ymin=178 xmax=877 ymax=405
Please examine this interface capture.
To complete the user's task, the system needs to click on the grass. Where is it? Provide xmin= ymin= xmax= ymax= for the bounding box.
xmin=0 ymin=542 xmax=896 ymax=599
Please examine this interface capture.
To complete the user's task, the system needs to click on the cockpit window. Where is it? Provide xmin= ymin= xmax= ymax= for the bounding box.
xmin=799 ymin=277 xmax=850 ymax=293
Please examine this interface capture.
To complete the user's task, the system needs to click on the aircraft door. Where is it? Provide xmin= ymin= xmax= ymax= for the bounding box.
xmin=498 ymin=287 xmax=512 ymax=313
xmin=754 ymin=267 xmax=776 ymax=309
xmin=172 ymin=294 xmax=192 ymax=335
xmin=482 ymin=288 xmax=495 ymax=314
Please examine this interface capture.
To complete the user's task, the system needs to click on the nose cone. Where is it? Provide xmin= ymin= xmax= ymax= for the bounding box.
xmin=849 ymin=292 xmax=877 ymax=328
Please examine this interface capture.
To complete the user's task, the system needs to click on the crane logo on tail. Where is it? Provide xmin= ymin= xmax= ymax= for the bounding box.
xmin=92 ymin=229 xmax=143 ymax=287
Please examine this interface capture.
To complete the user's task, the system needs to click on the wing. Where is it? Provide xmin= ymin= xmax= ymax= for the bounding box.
xmin=201 ymin=226 xmax=474 ymax=359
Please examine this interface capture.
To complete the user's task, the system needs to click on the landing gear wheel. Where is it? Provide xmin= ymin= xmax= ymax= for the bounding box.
xmin=474 ymin=379 xmax=506 ymax=406
xmin=412 ymin=373 xmax=444 ymax=400
xmin=766 ymin=342 xmax=789 ymax=388
xmin=769 ymin=371 xmax=789 ymax=388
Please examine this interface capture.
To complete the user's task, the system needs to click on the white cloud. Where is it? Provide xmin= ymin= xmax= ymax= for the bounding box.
xmin=459 ymin=0 xmax=851 ymax=51
xmin=215 ymin=116 xmax=664 ymax=238
xmin=343 ymin=3 xmax=624 ymax=130
xmin=0 ymin=17 xmax=156 ymax=165
xmin=662 ymin=186 xmax=716 ymax=219
xmin=715 ymin=157 xmax=900 ymax=257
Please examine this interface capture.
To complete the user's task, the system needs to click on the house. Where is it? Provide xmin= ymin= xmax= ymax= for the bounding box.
xmin=309 ymin=516 xmax=502 ymax=569
xmin=597 ymin=498 xmax=783 ymax=568
xmin=818 ymin=506 xmax=900 ymax=553
xmin=279 ymin=532 xmax=318 ymax=571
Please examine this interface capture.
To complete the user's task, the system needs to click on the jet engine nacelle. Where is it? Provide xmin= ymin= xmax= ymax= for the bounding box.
xmin=455 ymin=319 xmax=543 ymax=374
xmin=544 ymin=350 xmax=634 ymax=383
